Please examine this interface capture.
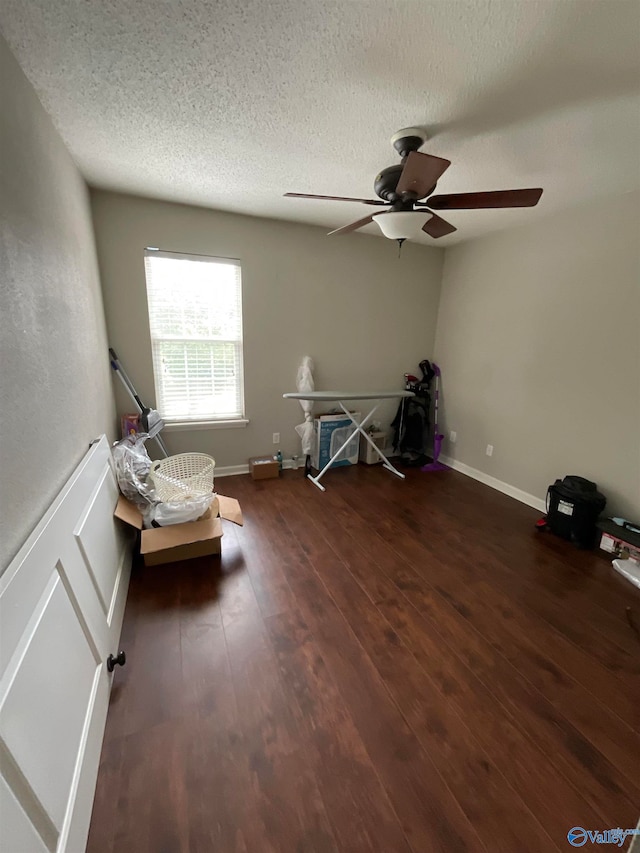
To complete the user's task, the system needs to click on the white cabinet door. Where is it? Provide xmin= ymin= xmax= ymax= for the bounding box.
xmin=0 ymin=437 xmax=131 ymax=853
xmin=0 ymin=777 xmax=49 ymax=853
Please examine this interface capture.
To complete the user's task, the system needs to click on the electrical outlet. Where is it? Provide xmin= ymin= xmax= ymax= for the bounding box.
xmin=486 ymin=444 xmax=494 ymax=457
xmin=273 ymin=432 xmax=280 ymax=444
xmin=449 ymin=431 xmax=457 ymax=443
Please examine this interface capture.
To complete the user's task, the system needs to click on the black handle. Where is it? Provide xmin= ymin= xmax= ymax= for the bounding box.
xmin=107 ymin=650 xmax=126 ymax=672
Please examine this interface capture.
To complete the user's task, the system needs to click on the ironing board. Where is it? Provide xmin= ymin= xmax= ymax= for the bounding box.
xmin=283 ymin=390 xmax=414 ymax=491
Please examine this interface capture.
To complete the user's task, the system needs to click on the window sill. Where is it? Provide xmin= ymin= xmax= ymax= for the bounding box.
xmin=163 ymin=419 xmax=249 ymax=432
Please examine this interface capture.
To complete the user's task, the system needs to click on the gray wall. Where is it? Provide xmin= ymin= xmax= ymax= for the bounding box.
xmin=91 ymin=190 xmax=444 ymax=466
xmin=434 ymin=191 xmax=640 ymax=517
xmin=0 ymin=36 xmax=115 ymax=572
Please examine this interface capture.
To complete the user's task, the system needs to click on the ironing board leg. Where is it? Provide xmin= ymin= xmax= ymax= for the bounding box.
xmin=307 ymin=473 xmax=326 ymax=492
xmin=339 ymin=403 xmax=406 ymax=481
xmin=309 ymin=405 xmax=378 ymax=490
xmin=382 ymin=461 xmax=406 ymax=479
xmin=309 ymin=401 xmax=406 ymax=491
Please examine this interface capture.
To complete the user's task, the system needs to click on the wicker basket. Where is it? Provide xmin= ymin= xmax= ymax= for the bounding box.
xmin=149 ymin=453 xmax=215 ymax=502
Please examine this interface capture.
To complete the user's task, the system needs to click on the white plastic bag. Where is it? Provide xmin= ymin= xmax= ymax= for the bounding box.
xmin=148 ymin=493 xmax=215 ymax=527
xmin=294 ymin=356 xmax=315 ymax=456
xmin=612 ymin=558 xmax=640 ymax=590
xmin=111 ymin=433 xmax=153 ymax=503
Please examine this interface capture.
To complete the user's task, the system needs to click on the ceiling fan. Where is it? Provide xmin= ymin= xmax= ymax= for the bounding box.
xmin=285 ymin=127 xmax=543 ymax=247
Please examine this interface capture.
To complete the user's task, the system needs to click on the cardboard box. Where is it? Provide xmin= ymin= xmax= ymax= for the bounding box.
xmin=114 ymin=493 xmax=243 ymax=566
xmin=359 ymin=431 xmax=387 ymax=465
xmin=311 ymin=412 xmax=361 ymax=471
xmin=249 ymin=456 xmax=279 ymax=480
xmin=598 ymin=518 xmax=640 ymax=562
xmin=600 ymin=532 xmax=640 ymax=562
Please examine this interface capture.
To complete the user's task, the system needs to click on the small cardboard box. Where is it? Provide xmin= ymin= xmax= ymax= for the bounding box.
xmin=249 ymin=456 xmax=279 ymax=480
xmin=114 ymin=494 xmax=243 ymax=566
xmin=311 ymin=412 xmax=361 ymax=471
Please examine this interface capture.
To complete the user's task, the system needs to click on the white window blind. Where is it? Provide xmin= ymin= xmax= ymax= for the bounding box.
xmin=143 ymin=250 xmax=244 ymax=422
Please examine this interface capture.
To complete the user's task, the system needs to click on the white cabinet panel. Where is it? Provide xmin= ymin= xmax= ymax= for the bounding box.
xmin=74 ymin=467 xmax=123 ymax=620
xmin=0 ymin=775 xmax=49 ymax=853
xmin=1 ymin=570 xmax=99 ymax=830
xmin=0 ymin=437 xmax=131 ymax=853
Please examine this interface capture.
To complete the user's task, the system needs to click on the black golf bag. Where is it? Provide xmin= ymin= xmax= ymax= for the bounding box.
xmin=391 ymin=360 xmax=434 ymax=466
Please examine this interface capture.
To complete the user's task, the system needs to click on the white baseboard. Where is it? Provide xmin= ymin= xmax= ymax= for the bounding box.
xmin=439 ymin=454 xmax=546 ymax=513
xmin=215 ymin=463 xmax=250 ymax=477
xmin=217 ymin=453 xmax=546 ymax=514
xmin=215 ymin=458 xmax=302 ymax=478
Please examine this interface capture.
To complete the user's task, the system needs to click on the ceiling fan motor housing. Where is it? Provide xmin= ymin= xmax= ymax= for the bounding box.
xmin=375 ymin=128 xmax=434 ymax=202
xmin=374 ymin=165 xmax=404 ymax=202
xmin=374 ymin=164 xmax=436 ymax=205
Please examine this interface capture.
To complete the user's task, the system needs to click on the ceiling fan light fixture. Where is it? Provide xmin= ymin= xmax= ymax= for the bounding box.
xmin=373 ymin=210 xmax=433 ymax=241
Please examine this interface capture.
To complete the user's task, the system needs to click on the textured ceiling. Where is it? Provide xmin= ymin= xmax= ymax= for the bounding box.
xmin=1 ymin=0 xmax=639 ymax=245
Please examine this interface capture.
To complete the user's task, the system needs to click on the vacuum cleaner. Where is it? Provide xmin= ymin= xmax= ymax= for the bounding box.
xmin=109 ymin=347 xmax=169 ymax=457
xmin=421 ymin=362 xmax=448 ymax=472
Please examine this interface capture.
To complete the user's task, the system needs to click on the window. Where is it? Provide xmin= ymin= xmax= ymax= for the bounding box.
xmin=143 ymin=249 xmax=245 ymax=424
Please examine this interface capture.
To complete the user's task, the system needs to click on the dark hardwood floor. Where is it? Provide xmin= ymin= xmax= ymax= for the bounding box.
xmin=87 ymin=465 xmax=640 ymax=853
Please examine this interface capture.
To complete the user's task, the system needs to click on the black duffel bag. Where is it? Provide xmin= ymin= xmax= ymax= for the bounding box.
xmin=546 ymin=475 xmax=606 ymax=548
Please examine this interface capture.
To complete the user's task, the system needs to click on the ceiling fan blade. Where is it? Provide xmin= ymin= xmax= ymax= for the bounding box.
xmin=396 ymin=152 xmax=451 ymax=199
xmin=427 ymin=188 xmax=543 ymax=210
xmin=422 ymin=214 xmax=457 ymax=239
xmin=284 ymin=192 xmax=386 ymax=206
xmin=327 ymin=214 xmax=375 ymax=236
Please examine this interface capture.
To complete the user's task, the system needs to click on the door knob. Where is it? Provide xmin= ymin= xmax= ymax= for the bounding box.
xmin=107 ymin=650 xmax=126 ymax=672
